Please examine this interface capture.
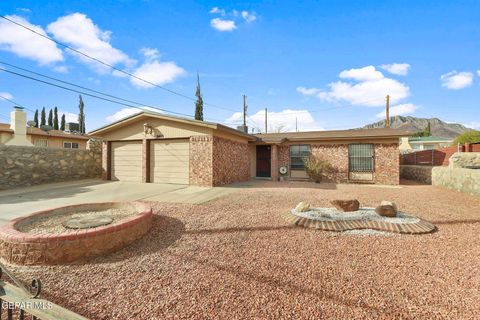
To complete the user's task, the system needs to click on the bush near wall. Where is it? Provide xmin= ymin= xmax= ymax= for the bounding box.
xmin=0 ymin=143 xmax=102 ymax=189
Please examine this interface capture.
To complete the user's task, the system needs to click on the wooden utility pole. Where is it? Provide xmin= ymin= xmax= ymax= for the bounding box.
xmin=242 ymin=95 xmax=247 ymax=127
xmin=385 ymin=95 xmax=390 ymax=128
xmin=265 ymin=108 xmax=268 ymax=133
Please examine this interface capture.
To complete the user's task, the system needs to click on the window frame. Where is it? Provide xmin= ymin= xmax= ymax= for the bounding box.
xmin=289 ymin=144 xmax=311 ymax=170
xmin=348 ymin=143 xmax=374 ymax=173
xmin=63 ymin=141 xmax=79 ymax=149
xmin=34 ymin=138 xmax=48 ymax=148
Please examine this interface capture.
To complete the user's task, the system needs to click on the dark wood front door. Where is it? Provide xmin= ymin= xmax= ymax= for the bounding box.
xmin=256 ymin=145 xmax=271 ymax=177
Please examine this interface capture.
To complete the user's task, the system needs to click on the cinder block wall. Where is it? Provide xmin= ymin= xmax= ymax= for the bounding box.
xmin=0 ymin=142 xmax=102 ymax=189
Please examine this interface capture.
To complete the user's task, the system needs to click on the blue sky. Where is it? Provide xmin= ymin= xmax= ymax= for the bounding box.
xmin=0 ymin=0 xmax=479 ymax=132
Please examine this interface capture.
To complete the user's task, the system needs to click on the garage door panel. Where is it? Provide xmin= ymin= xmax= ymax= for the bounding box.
xmin=150 ymin=139 xmax=189 ymax=184
xmin=111 ymin=141 xmax=142 ymax=182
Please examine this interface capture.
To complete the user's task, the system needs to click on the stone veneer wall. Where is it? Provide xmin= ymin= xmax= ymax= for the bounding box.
xmin=278 ymin=145 xmax=290 ymax=179
xmin=374 ymin=144 xmax=400 ymax=185
xmin=400 ymin=165 xmax=433 ymax=184
xmin=0 ymin=141 xmax=102 ymax=189
xmin=189 ymin=135 xmax=214 ymax=186
xmin=212 ymin=136 xmax=250 ymax=186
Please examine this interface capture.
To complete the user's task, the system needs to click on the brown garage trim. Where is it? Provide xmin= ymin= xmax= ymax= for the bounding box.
xmin=144 ymin=139 xmax=151 ymax=183
xmin=106 ymin=141 xmax=112 ymax=180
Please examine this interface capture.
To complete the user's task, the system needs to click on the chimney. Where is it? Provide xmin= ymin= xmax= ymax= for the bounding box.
xmin=5 ymin=106 xmax=33 ymax=146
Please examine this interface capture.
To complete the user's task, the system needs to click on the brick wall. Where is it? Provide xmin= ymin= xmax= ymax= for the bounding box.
xmin=374 ymin=143 xmax=400 ymax=185
xmin=212 ymin=136 xmax=250 ymax=186
xmin=189 ymin=135 xmax=213 ymax=187
xmin=311 ymin=144 xmax=349 ymax=182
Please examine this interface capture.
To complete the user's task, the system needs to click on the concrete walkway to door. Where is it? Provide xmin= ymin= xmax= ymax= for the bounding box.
xmin=0 ymin=179 xmax=251 ymax=225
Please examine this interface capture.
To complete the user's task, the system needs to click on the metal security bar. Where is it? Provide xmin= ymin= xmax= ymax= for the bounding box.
xmin=348 ymin=144 xmax=374 ymax=172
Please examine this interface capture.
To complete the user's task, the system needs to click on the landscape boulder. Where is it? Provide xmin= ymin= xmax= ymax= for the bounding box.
xmin=295 ymin=202 xmax=311 ymax=212
xmin=375 ymin=205 xmax=397 ymax=217
xmin=380 ymin=201 xmax=398 ymax=213
xmin=330 ymin=199 xmax=360 ymax=212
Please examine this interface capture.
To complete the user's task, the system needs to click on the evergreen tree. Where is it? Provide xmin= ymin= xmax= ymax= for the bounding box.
xmin=48 ymin=109 xmax=53 ymax=127
xmin=33 ymin=109 xmax=39 ymax=128
xmin=60 ymin=114 xmax=66 ymax=131
xmin=78 ymin=95 xmax=86 ymax=133
xmin=425 ymin=122 xmax=431 ymax=136
xmin=40 ymin=107 xmax=46 ymax=127
xmin=53 ymin=107 xmax=59 ymax=130
xmin=194 ymin=73 xmax=203 ymax=121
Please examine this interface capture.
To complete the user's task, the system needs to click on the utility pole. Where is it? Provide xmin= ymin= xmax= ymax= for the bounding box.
xmin=265 ymin=107 xmax=268 ymax=133
xmin=242 ymin=95 xmax=247 ymax=127
xmin=385 ymin=94 xmax=390 ymax=128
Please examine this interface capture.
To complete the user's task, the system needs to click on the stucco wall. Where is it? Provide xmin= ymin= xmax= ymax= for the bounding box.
xmin=400 ymin=165 xmax=433 ymax=184
xmin=432 ymin=167 xmax=480 ymax=196
xmin=212 ymin=136 xmax=250 ymax=186
xmin=0 ymin=132 xmax=87 ymax=149
xmin=0 ymin=141 xmax=102 ymax=189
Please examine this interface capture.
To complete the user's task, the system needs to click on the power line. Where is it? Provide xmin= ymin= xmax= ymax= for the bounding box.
xmin=0 ymin=94 xmax=34 ymax=113
xmin=0 ymin=15 xmax=238 ymax=113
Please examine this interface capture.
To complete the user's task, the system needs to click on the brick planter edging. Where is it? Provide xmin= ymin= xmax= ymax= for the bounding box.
xmin=284 ymin=211 xmax=436 ymax=234
xmin=0 ymin=202 xmax=153 ymax=265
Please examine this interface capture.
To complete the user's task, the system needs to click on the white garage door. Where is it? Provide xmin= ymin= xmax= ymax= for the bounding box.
xmin=150 ymin=139 xmax=189 ymax=184
xmin=111 ymin=141 xmax=142 ymax=182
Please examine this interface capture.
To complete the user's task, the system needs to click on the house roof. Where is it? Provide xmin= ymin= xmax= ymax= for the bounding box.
xmin=0 ymin=123 xmax=91 ymax=140
xmin=88 ymin=111 xmax=257 ymax=141
xmin=408 ymin=136 xmax=453 ymax=142
xmin=254 ymin=128 xmax=411 ymax=143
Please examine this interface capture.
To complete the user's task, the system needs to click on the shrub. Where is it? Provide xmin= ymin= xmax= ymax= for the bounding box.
xmin=453 ymin=130 xmax=480 ymax=145
xmin=303 ymin=154 xmax=334 ymax=183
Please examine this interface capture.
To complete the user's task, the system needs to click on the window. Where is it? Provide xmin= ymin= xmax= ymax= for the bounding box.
xmin=34 ymin=138 xmax=48 ymax=148
xmin=348 ymin=144 xmax=374 ymax=172
xmin=64 ymin=142 xmax=79 ymax=149
xmin=290 ymin=145 xmax=310 ymax=169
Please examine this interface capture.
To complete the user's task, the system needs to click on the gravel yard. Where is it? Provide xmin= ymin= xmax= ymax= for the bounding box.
xmin=9 ymin=180 xmax=480 ymax=319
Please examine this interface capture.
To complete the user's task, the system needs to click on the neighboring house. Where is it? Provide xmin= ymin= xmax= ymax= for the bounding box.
xmin=90 ymin=111 xmax=409 ymax=186
xmin=0 ymin=107 xmax=90 ymax=149
xmin=399 ymin=136 xmax=453 ymax=153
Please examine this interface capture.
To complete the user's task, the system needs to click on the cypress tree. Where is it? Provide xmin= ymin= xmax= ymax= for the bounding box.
xmin=78 ymin=95 xmax=85 ymax=133
xmin=48 ymin=109 xmax=53 ymax=127
xmin=53 ymin=107 xmax=59 ymax=130
xmin=33 ymin=109 xmax=39 ymax=127
xmin=40 ymin=107 xmax=46 ymax=127
xmin=194 ymin=73 xmax=203 ymax=121
xmin=60 ymin=114 xmax=66 ymax=131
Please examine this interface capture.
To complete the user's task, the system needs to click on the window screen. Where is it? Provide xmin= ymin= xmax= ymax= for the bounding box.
xmin=348 ymin=144 xmax=374 ymax=172
xmin=290 ymin=145 xmax=310 ymax=169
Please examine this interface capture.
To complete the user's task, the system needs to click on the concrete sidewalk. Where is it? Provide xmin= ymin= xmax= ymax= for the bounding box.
xmin=0 ymin=179 xmax=249 ymax=224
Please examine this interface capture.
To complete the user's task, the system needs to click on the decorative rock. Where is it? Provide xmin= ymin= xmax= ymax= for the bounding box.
xmin=380 ymin=201 xmax=398 ymax=213
xmin=375 ymin=205 xmax=397 ymax=217
xmin=295 ymin=202 xmax=311 ymax=212
xmin=63 ymin=216 xmax=113 ymax=229
xmin=331 ymin=199 xmax=360 ymax=212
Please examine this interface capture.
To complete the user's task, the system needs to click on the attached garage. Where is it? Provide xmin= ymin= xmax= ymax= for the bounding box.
xmin=150 ymin=139 xmax=189 ymax=184
xmin=111 ymin=141 xmax=142 ymax=182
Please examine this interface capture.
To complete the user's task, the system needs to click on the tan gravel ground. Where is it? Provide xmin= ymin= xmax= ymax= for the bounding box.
xmin=9 ymin=180 xmax=480 ymax=319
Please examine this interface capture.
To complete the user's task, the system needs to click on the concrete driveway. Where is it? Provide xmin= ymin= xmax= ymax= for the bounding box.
xmin=0 ymin=179 xmax=248 ymax=224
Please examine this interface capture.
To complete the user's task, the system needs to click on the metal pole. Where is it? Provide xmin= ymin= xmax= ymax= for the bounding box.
xmin=385 ymin=95 xmax=390 ymax=128
xmin=242 ymin=95 xmax=247 ymax=127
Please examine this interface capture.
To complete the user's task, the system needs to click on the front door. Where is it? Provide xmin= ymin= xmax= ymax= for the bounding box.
xmin=256 ymin=145 xmax=271 ymax=177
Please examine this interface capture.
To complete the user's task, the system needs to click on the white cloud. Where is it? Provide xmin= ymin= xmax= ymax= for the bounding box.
xmin=59 ymin=111 xmax=78 ymax=123
xmin=296 ymin=86 xmax=322 ymax=96
xmin=241 ymin=11 xmax=257 ymax=23
xmin=0 ymin=15 xmax=64 ymax=65
xmin=106 ymin=107 xmax=162 ymax=122
xmin=440 ymin=71 xmax=474 ymax=90
xmin=380 ymin=63 xmax=410 ymax=76
xmin=376 ymin=103 xmax=418 ymax=118
xmin=464 ymin=122 xmax=480 ymax=130
xmin=210 ymin=18 xmax=236 ymax=32
xmin=298 ymin=65 xmax=410 ymax=107
xmin=130 ymin=60 xmax=185 ymax=88
xmin=477 ymin=70 xmax=480 ymax=76
xmin=53 ymin=65 xmax=68 ymax=73
xmin=47 ymin=13 xmax=133 ymax=73
xmin=0 ymin=92 xmax=14 ymax=100
xmin=226 ymin=109 xmax=323 ymax=133
xmin=140 ymin=47 xmax=160 ymax=60
xmin=339 ymin=65 xmax=384 ymax=81
xmin=210 ymin=7 xmax=226 ymax=15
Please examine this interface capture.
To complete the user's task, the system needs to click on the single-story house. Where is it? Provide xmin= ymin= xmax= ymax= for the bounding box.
xmin=399 ymin=136 xmax=453 ymax=153
xmin=90 ymin=111 xmax=409 ymax=186
xmin=0 ymin=107 xmax=90 ymax=149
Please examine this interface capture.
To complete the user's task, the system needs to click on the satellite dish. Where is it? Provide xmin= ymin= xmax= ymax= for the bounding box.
xmin=27 ymin=121 xmax=37 ymax=127
xmin=40 ymin=125 xmax=53 ymax=132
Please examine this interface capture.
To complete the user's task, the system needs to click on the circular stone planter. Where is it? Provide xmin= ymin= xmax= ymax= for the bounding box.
xmin=285 ymin=207 xmax=436 ymax=234
xmin=0 ymin=202 xmax=152 ymax=265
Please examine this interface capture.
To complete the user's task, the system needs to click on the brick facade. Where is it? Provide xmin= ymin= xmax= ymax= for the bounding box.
xmin=311 ymin=144 xmax=349 ymax=182
xmin=189 ymin=135 xmax=213 ymax=186
xmin=374 ymin=143 xmax=400 ymax=185
xmin=212 ymin=136 xmax=250 ymax=186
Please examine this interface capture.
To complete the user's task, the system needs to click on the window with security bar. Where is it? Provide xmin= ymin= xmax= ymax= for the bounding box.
xmin=348 ymin=144 xmax=374 ymax=172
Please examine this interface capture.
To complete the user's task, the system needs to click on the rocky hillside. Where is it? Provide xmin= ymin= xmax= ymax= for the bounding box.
xmin=363 ymin=116 xmax=469 ymax=138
